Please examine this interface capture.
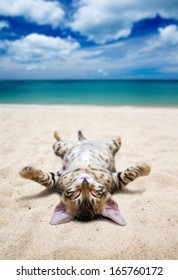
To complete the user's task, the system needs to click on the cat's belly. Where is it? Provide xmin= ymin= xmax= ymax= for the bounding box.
xmin=63 ymin=145 xmax=115 ymax=171
xmin=66 ymin=156 xmax=102 ymax=170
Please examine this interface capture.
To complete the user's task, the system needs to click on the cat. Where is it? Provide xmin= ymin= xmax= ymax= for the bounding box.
xmin=19 ymin=130 xmax=151 ymax=225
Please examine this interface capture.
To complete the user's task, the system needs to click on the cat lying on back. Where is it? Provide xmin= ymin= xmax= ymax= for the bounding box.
xmin=19 ymin=131 xmax=151 ymax=225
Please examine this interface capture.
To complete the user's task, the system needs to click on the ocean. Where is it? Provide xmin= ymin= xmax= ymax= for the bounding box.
xmin=0 ymin=80 xmax=178 ymax=106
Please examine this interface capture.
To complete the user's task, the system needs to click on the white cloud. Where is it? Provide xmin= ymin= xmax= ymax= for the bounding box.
xmin=159 ymin=25 xmax=178 ymax=45
xmin=140 ymin=24 xmax=178 ymax=53
xmin=98 ymin=68 xmax=108 ymax=76
xmin=0 ymin=20 xmax=9 ymax=29
xmin=160 ymin=66 xmax=178 ymax=73
xmin=71 ymin=33 xmax=178 ymax=78
xmin=1 ymin=27 xmax=178 ymax=79
xmin=26 ymin=64 xmax=46 ymax=71
xmin=0 ymin=0 xmax=64 ymax=27
xmin=4 ymin=33 xmax=80 ymax=63
xmin=70 ymin=0 xmax=178 ymax=43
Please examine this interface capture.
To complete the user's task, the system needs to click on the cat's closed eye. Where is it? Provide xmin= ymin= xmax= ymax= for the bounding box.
xmin=90 ymin=189 xmax=103 ymax=198
xmin=65 ymin=188 xmax=105 ymax=200
xmin=65 ymin=190 xmax=81 ymax=200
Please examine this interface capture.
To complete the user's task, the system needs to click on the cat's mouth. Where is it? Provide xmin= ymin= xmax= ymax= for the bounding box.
xmin=82 ymin=178 xmax=89 ymax=185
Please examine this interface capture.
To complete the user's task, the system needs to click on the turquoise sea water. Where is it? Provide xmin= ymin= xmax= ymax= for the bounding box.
xmin=0 ymin=80 xmax=178 ymax=106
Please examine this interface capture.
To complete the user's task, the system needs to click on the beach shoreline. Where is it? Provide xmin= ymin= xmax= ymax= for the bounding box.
xmin=1 ymin=103 xmax=178 ymax=109
xmin=0 ymin=105 xmax=178 ymax=259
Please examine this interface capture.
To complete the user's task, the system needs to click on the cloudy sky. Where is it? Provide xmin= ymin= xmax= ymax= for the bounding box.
xmin=0 ymin=0 xmax=178 ymax=79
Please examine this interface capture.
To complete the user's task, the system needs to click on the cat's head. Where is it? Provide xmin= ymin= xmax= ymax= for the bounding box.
xmin=50 ymin=171 xmax=126 ymax=225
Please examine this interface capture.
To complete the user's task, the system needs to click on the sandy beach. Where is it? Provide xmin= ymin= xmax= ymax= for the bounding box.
xmin=0 ymin=104 xmax=178 ymax=260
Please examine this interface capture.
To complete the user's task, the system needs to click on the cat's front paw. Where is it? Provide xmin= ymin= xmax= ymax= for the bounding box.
xmin=19 ymin=166 xmax=43 ymax=179
xmin=137 ymin=162 xmax=151 ymax=176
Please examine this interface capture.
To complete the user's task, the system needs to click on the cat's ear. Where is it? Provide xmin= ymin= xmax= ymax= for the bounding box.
xmin=50 ymin=201 xmax=73 ymax=225
xmin=102 ymin=198 xmax=126 ymax=225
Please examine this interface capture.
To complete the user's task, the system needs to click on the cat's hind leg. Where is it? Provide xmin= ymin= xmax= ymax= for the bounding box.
xmin=112 ymin=163 xmax=151 ymax=191
xmin=19 ymin=166 xmax=62 ymax=192
xmin=53 ymin=130 xmax=74 ymax=158
xmin=54 ymin=130 xmax=63 ymax=141
xmin=107 ymin=136 xmax=122 ymax=155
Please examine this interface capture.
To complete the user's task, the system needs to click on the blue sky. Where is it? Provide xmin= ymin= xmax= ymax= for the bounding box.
xmin=0 ymin=0 xmax=178 ymax=79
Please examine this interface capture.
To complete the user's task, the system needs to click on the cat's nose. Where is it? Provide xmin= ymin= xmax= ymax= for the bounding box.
xmin=82 ymin=178 xmax=89 ymax=185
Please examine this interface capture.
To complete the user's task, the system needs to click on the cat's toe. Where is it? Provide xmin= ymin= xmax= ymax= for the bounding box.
xmin=54 ymin=130 xmax=63 ymax=141
xmin=112 ymin=136 xmax=122 ymax=145
xmin=138 ymin=163 xmax=151 ymax=176
xmin=19 ymin=166 xmax=38 ymax=179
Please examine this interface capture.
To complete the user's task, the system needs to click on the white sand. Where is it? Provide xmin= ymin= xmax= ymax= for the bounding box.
xmin=0 ymin=105 xmax=178 ymax=259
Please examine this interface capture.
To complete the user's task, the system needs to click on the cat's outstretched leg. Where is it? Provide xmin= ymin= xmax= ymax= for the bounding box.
xmin=107 ymin=136 xmax=122 ymax=155
xmin=19 ymin=166 xmax=63 ymax=192
xmin=112 ymin=163 xmax=151 ymax=191
xmin=53 ymin=130 xmax=74 ymax=158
